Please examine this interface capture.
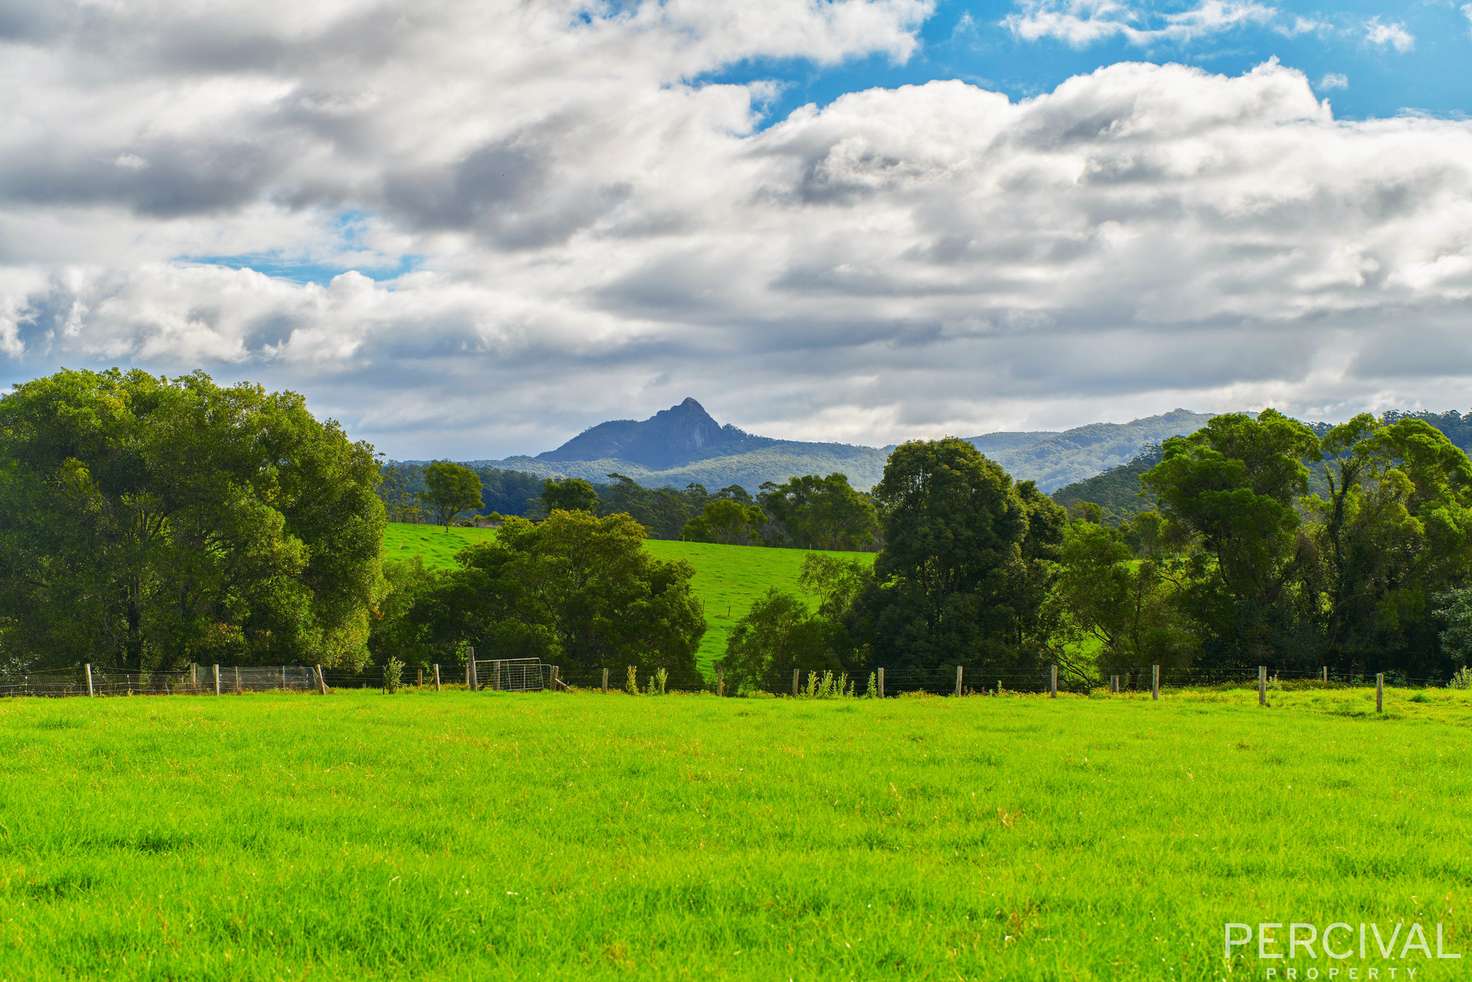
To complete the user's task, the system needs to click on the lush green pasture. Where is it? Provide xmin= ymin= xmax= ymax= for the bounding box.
xmin=382 ymin=522 xmax=876 ymax=673
xmin=2 ymin=687 xmax=1470 ymax=978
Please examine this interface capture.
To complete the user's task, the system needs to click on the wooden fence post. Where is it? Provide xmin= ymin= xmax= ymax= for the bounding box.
xmin=433 ymin=664 xmax=441 ymax=692
xmin=1049 ymin=664 xmax=1058 ymax=698
xmin=316 ymin=664 xmax=327 ymax=695
xmin=878 ymin=667 xmax=885 ymax=699
xmin=1376 ymin=673 xmax=1384 ymax=714
xmin=212 ymin=664 xmax=221 ymax=695
xmin=717 ymin=670 xmax=725 ymax=698
xmin=417 ymin=668 xmax=423 ymax=688
xmin=85 ymin=663 xmax=94 ymax=697
xmin=955 ymin=665 xmax=963 ymax=697
xmin=792 ymin=668 xmax=799 ymax=697
xmin=190 ymin=663 xmax=198 ymax=691
xmin=1110 ymin=674 xmax=1119 ymax=693
xmin=468 ymin=647 xmax=478 ymax=691
xmin=234 ymin=666 xmax=241 ymax=694
xmin=602 ymin=668 xmax=609 ymax=694
xmin=551 ymin=665 xmax=560 ymax=690
xmin=494 ymin=660 xmax=503 ymax=691
xmin=1258 ymin=666 xmax=1267 ymax=707
xmin=1151 ymin=665 xmax=1160 ymax=701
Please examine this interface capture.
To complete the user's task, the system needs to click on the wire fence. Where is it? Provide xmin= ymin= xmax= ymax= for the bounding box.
xmin=0 ymin=659 xmax=1461 ymax=703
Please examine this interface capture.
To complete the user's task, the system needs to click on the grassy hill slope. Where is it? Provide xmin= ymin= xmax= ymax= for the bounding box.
xmin=384 ymin=523 xmax=876 ymax=673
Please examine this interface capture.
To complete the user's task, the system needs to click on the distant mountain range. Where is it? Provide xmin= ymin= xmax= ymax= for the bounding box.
xmin=468 ymin=399 xmax=1216 ymax=493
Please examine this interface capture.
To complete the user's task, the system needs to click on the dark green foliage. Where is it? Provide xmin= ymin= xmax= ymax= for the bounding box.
xmin=540 ymin=477 xmax=599 ymax=515
xmin=683 ymin=498 xmax=767 ymax=545
xmin=717 ymin=590 xmax=838 ymax=693
xmin=0 ymin=368 xmax=385 ymax=671
xmin=1303 ymin=415 xmax=1472 ymax=676
xmin=378 ymin=464 xmax=546 ymax=521
xmin=846 ymin=439 xmax=1064 ymax=676
xmin=423 ymin=461 xmax=484 ymax=528
xmin=398 ymin=511 xmax=704 ymax=687
xmin=595 ymin=474 xmax=712 ymax=539
xmin=368 ymin=558 xmax=440 ymax=669
xmin=715 ymin=553 xmax=872 ymax=692
xmin=1142 ymin=411 xmax=1321 ymax=668
xmin=1052 ymin=513 xmax=1197 ymax=673
xmin=757 ymin=473 xmax=880 ymax=551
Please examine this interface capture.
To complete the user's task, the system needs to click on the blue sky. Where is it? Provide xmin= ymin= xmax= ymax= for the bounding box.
xmin=712 ymin=0 xmax=1470 ymax=123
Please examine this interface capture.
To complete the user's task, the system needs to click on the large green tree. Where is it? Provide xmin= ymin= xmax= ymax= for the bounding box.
xmin=1141 ymin=410 xmax=1320 ymax=668
xmin=0 ymin=369 xmax=384 ymax=671
xmin=1306 ymin=415 xmax=1472 ymax=674
xmin=423 ymin=461 xmax=484 ymax=528
xmin=540 ymin=477 xmax=600 ymax=515
xmin=758 ymin=473 xmax=879 ymax=551
xmin=1051 ymin=512 xmax=1197 ymax=674
xmin=404 ymin=511 xmax=704 ymax=686
xmin=683 ymin=498 xmax=766 ymax=545
xmin=846 ymin=438 xmax=1061 ymax=679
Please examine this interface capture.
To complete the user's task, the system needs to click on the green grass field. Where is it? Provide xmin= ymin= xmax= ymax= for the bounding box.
xmin=1 ymin=686 xmax=1468 ymax=978
xmin=382 ymin=523 xmax=876 ymax=673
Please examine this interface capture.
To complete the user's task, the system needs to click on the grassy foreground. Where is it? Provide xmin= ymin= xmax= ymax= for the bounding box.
xmin=383 ymin=522 xmax=876 ymax=673
xmin=2 ymin=688 xmax=1470 ymax=978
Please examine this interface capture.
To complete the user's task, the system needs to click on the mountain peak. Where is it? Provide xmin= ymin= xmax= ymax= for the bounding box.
xmin=537 ymin=398 xmax=762 ymax=469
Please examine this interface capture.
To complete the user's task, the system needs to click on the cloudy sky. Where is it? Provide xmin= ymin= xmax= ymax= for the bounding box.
xmin=3 ymin=0 xmax=1471 ymax=458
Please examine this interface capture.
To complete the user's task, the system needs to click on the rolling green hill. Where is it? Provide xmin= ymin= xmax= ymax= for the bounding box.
xmin=383 ymin=523 xmax=875 ymax=672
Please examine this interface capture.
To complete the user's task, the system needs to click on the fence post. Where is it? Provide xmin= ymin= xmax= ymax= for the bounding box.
xmin=717 ymin=669 xmax=725 ymax=698
xmin=1151 ymin=665 xmax=1160 ymax=701
xmin=213 ymin=664 xmax=221 ymax=695
xmin=434 ymin=664 xmax=441 ymax=692
xmin=1049 ymin=664 xmax=1058 ymax=698
xmin=1258 ymin=666 xmax=1267 ymax=707
xmin=1110 ymin=674 xmax=1119 ymax=694
xmin=190 ymin=663 xmax=198 ymax=691
xmin=1322 ymin=666 xmax=1328 ymax=684
xmin=494 ymin=660 xmax=502 ymax=691
xmin=878 ymin=667 xmax=885 ymax=699
xmin=1376 ymin=673 xmax=1384 ymax=714
xmin=955 ymin=665 xmax=963 ymax=697
xmin=234 ymin=666 xmax=241 ymax=694
xmin=316 ymin=664 xmax=327 ymax=695
xmin=551 ymin=665 xmax=560 ymax=690
xmin=792 ymin=668 xmax=799 ymax=697
xmin=468 ymin=647 xmax=478 ymax=691
xmin=602 ymin=667 xmax=609 ymax=694
xmin=417 ymin=668 xmax=423 ymax=688
xmin=85 ymin=663 xmax=94 ymax=697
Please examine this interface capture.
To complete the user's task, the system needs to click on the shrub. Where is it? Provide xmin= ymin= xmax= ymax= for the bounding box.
xmin=625 ymin=665 xmax=638 ymax=695
xmin=1450 ymin=666 xmax=1472 ymax=690
xmin=383 ymin=657 xmax=404 ymax=694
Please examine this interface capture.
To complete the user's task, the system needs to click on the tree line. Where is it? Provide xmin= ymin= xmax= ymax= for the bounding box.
xmin=4 ymin=369 xmax=1471 ymax=690
xmin=719 ymin=412 xmax=1472 ymax=691
xmin=382 ymin=461 xmax=882 ymax=551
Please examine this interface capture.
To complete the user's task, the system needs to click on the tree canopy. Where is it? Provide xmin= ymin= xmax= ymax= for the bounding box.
xmin=398 ymin=511 xmax=704 ymax=686
xmin=0 ymin=369 xmax=385 ymax=671
xmin=423 ymin=461 xmax=484 ymax=528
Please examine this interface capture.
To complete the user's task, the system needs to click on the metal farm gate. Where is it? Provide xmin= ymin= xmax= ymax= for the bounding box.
xmin=469 ymin=657 xmax=550 ymax=692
